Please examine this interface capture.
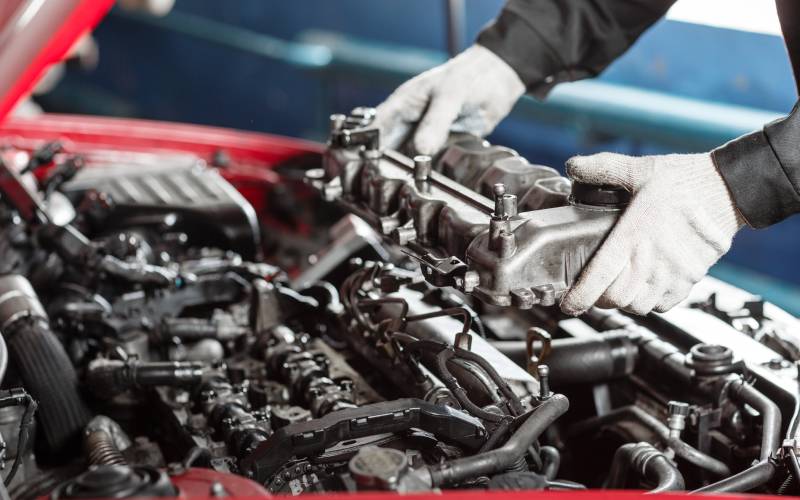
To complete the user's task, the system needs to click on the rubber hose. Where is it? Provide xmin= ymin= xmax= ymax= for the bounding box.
xmin=728 ymin=380 xmax=781 ymax=461
xmin=492 ymin=333 xmax=637 ymax=387
xmin=6 ymin=318 xmax=91 ymax=456
xmin=607 ymin=442 xmax=685 ymax=493
xmin=691 ymin=460 xmax=777 ymax=494
xmin=429 ymin=394 xmax=569 ymax=487
xmin=540 ymin=446 xmax=561 ymax=480
xmin=568 ymin=406 xmax=730 ymax=478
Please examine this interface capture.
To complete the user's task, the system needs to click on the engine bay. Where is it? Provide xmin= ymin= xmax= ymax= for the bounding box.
xmin=0 ymin=110 xmax=799 ymax=498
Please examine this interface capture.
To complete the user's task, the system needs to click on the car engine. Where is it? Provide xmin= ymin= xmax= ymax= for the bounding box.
xmin=1 ymin=109 xmax=800 ymax=498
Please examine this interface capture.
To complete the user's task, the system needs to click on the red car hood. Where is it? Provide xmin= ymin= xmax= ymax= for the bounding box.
xmin=0 ymin=0 xmax=113 ymax=121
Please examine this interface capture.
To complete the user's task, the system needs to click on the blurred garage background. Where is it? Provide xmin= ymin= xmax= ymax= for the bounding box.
xmin=32 ymin=0 xmax=800 ymax=313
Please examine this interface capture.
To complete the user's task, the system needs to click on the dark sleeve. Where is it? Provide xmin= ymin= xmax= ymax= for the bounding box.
xmin=712 ymin=101 xmax=800 ymax=228
xmin=476 ymin=0 xmax=677 ymax=98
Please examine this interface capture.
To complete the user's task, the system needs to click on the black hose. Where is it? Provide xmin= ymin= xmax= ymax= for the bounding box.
xmin=606 ymin=442 xmax=685 ymax=493
xmin=568 ymin=406 xmax=730 ymax=478
xmin=85 ymin=359 xmax=206 ymax=399
xmin=454 ymin=347 xmax=522 ymax=416
xmin=492 ymin=333 xmax=638 ymax=387
xmin=428 ymin=394 xmax=569 ymax=487
xmin=0 ymin=275 xmax=90 ymax=456
xmin=691 ymin=460 xmax=777 ymax=494
xmin=433 ymin=348 xmax=504 ymax=423
xmin=6 ymin=319 xmax=90 ymax=456
xmin=540 ymin=446 xmax=560 ymax=481
xmin=728 ymin=379 xmax=781 ymax=461
xmin=640 ymin=454 xmax=686 ymax=494
xmin=478 ymin=419 xmax=512 ymax=453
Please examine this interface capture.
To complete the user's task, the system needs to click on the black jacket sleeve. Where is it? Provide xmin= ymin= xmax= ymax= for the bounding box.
xmin=476 ymin=0 xmax=676 ymax=97
xmin=478 ymin=0 xmax=800 ymax=227
xmin=712 ymin=102 xmax=800 ymax=228
xmin=710 ymin=0 xmax=800 ymax=228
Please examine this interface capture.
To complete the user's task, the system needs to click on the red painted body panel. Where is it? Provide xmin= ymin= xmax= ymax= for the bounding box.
xmin=0 ymin=114 xmax=323 ymax=235
xmin=0 ymin=114 xmax=322 ymax=164
xmin=0 ymin=0 xmax=114 ymax=121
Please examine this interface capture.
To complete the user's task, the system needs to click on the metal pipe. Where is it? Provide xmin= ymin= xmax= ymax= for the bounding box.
xmin=428 ymin=394 xmax=569 ymax=487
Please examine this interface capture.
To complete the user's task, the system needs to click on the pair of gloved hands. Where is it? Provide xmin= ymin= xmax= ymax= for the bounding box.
xmin=374 ymin=46 xmax=744 ymax=316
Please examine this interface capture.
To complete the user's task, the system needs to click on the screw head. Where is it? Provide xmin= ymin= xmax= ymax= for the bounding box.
xmin=668 ymin=401 xmax=690 ymax=417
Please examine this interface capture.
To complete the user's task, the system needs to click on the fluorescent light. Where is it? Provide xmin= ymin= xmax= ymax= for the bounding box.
xmin=667 ymin=0 xmax=781 ymax=35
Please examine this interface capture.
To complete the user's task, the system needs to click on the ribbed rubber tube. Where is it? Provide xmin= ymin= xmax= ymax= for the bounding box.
xmin=6 ymin=318 xmax=91 ymax=456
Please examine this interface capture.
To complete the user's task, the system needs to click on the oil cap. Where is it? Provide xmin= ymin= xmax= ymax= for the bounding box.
xmin=348 ymin=446 xmax=408 ymax=491
xmin=569 ymin=181 xmax=631 ymax=209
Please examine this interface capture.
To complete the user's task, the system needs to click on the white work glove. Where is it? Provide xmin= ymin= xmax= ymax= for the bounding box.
xmin=374 ymin=45 xmax=525 ymax=155
xmin=560 ymin=152 xmax=745 ymax=316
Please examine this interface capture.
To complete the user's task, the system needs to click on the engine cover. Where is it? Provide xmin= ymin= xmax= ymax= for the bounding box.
xmin=308 ymin=108 xmax=628 ymax=307
xmin=63 ymin=160 xmax=261 ymax=259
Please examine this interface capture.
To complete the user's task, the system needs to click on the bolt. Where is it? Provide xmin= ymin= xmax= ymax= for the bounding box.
xmin=667 ymin=401 xmax=690 ymax=438
xmin=497 ymin=230 xmax=516 ymax=258
xmin=351 ymin=106 xmax=377 ymax=123
xmin=537 ymin=364 xmax=551 ymax=400
xmin=493 ymin=183 xmax=507 ymax=217
xmin=502 ymin=194 xmax=518 ymax=218
xmin=392 ymin=226 xmax=417 ymax=246
xmin=462 ymin=271 xmax=480 ymax=293
xmin=413 ymin=155 xmax=432 ymax=183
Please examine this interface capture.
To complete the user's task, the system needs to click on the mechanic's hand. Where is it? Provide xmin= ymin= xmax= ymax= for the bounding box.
xmin=560 ymin=152 xmax=745 ymax=316
xmin=374 ymin=45 xmax=525 ymax=155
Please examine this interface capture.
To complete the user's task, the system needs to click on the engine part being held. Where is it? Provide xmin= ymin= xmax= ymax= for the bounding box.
xmin=0 ymin=115 xmax=799 ymax=498
xmin=309 ymin=109 xmax=630 ymax=307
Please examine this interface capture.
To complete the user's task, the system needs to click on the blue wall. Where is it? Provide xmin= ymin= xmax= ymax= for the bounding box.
xmin=46 ymin=1 xmax=800 ymax=308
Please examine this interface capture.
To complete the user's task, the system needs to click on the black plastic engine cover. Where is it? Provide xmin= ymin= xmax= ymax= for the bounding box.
xmin=63 ymin=161 xmax=260 ymax=259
